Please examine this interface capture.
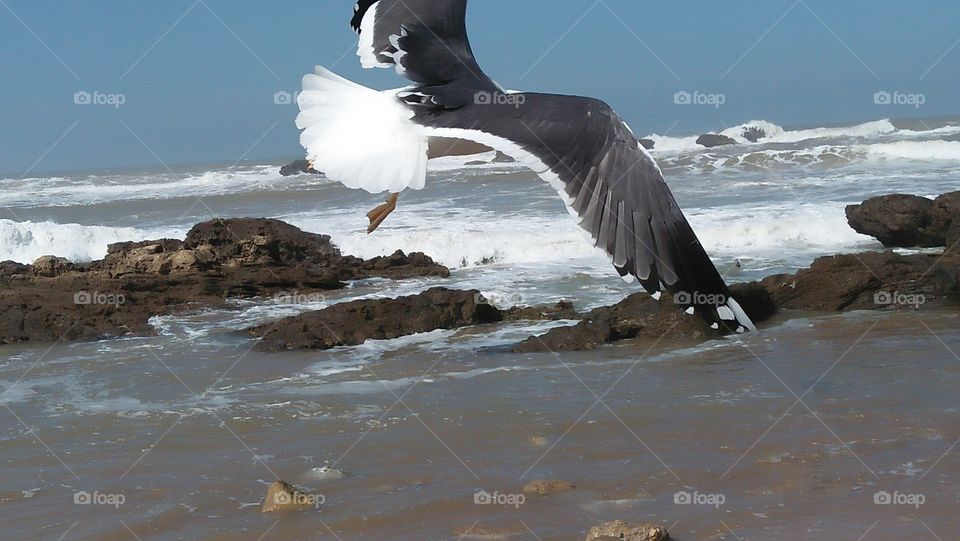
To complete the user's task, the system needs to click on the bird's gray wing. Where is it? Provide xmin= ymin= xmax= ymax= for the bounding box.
xmin=413 ymin=92 xmax=756 ymax=331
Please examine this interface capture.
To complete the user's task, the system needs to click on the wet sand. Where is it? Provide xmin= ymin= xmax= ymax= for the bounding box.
xmin=2 ymin=311 xmax=958 ymax=540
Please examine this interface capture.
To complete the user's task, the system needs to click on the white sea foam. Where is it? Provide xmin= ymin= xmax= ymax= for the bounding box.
xmin=896 ymin=124 xmax=960 ymax=137
xmin=720 ymin=119 xmax=787 ymax=142
xmin=0 ymin=219 xmax=184 ymax=263
xmin=281 ymin=198 xmax=876 ymax=288
xmin=764 ymin=119 xmax=896 ymax=143
xmin=289 ymin=209 xmax=601 ymax=269
xmin=0 ymin=199 xmax=886 ymax=281
xmin=864 ymin=140 xmax=960 ymax=161
xmin=690 ymin=202 xmax=878 ymax=256
xmin=644 ymin=134 xmax=703 ymax=152
xmin=0 ymin=165 xmax=317 ymax=208
xmin=646 ymin=119 xmax=898 ymax=153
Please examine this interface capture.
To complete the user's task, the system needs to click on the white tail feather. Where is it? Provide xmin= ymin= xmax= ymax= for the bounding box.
xmin=296 ymin=66 xmax=428 ymax=194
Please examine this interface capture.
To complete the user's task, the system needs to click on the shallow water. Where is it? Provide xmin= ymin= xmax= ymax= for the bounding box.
xmin=2 ymin=117 xmax=959 ymax=539
xmin=2 ymin=312 xmax=958 ymax=540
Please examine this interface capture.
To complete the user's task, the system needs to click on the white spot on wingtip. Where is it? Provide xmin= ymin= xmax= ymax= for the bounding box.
xmin=684 ymin=307 xmax=695 ymax=315
xmin=737 ymin=326 xmax=746 ymax=333
xmin=651 ymin=291 xmax=662 ymax=301
xmin=710 ymin=323 xmax=719 ymax=330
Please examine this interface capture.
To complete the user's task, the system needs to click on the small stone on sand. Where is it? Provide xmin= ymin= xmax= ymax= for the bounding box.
xmin=521 ymin=479 xmax=575 ymax=495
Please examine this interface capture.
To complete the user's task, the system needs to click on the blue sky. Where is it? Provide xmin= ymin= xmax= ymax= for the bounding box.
xmin=1 ymin=0 xmax=958 ymax=175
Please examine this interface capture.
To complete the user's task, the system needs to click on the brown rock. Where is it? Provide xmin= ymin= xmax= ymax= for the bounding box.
xmin=249 ymin=288 xmax=502 ymax=351
xmin=742 ymin=125 xmax=767 ymax=142
xmin=728 ymin=282 xmax=779 ymax=323
xmin=31 ymin=256 xmax=75 ymax=277
xmin=947 ymin=219 xmax=960 ymax=254
xmin=696 ymin=134 xmax=737 ymax=148
xmin=585 ymin=520 xmax=669 ymax=541
xmin=931 ymin=191 xmax=960 ymax=235
xmin=357 ymin=249 xmax=450 ymax=280
xmin=511 ymin=292 xmax=707 ymax=353
xmin=100 ymin=239 xmax=187 ymax=275
xmin=512 ymin=285 xmax=776 ymax=353
xmin=0 ymin=261 xmax=30 ymax=276
xmin=522 ymin=479 xmax=575 ymax=495
xmin=167 ymin=250 xmax=200 ymax=273
xmin=845 ymin=194 xmax=940 ymax=247
xmin=0 ymin=218 xmax=449 ymax=345
xmin=261 ymin=480 xmax=321 ymax=513
xmin=503 ymin=300 xmax=579 ymax=321
xmin=758 ymin=250 xmax=960 ymax=311
xmin=183 ymin=218 xmax=338 ymax=267
xmin=280 ymin=159 xmax=319 ymax=176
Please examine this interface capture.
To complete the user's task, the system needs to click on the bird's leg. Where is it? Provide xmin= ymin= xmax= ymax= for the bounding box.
xmin=366 ymin=192 xmax=399 ymax=234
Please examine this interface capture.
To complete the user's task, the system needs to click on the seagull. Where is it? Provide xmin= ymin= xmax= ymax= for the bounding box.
xmin=295 ymin=0 xmax=756 ymax=332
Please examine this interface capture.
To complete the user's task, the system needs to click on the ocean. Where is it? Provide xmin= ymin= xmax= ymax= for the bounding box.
xmin=1 ymin=117 xmax=959 ymax=540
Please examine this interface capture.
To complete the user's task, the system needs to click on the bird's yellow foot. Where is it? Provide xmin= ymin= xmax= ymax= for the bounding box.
xmin=367 ymin=193 xmax=399 ymax=234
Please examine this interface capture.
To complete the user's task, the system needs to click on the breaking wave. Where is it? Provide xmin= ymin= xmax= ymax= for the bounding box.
xmin=0 ymin=219 xmax=183 ymax=263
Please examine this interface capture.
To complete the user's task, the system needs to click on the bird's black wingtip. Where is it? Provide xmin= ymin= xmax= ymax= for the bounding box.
xmin=351 ymin=0 xmax=378 ymax=33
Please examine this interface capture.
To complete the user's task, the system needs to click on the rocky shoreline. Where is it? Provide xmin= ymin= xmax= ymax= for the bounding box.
xmin=2 ymin=192 xmax=958 ymax=352
xmin=0 ymin=218 xmax=448 ymax=344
